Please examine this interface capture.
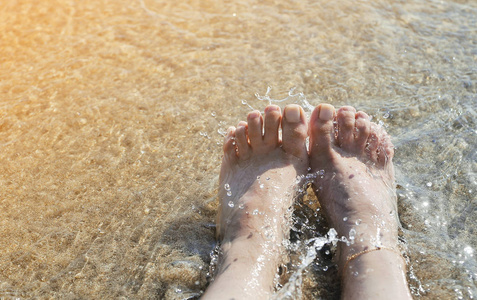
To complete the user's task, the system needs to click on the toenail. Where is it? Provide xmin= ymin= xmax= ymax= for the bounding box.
xmin=356 ymin=111 xmax=370 ymax=120
xmin=319 ymin=105 xmax=334 ymax=121
xmin=248 ymin=111 xmax=260 ymax=119
xmin=285 ymin=105 xmax=301 ymax=123
xmin=265 ymin=105 xmax=280 ymax=112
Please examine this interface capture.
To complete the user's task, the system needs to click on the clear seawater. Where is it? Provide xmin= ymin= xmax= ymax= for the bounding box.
xmin=0 ymin=0 xmax=475 ymax=298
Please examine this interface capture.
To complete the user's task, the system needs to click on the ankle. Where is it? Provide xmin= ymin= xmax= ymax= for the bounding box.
xmin=220 ymin=231 xmax=283 ymax=266
xmin=340 ymin=248 xmax=411 ymax=300
xmin=338 ymin=240 xmax=402 ymax=274
xmin=336 ymin=231 xmax=399 ymax=269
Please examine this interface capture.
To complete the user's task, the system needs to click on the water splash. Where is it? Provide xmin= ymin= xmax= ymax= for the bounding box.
xmin=253 ymin=87 xmax=315 ymax=113
xmin=272 ymin=229 xmax=339 ymax=299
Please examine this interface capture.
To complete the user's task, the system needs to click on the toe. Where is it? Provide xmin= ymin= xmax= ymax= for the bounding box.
xmin=235 ymin=121 xmax=251 ymax=160
xmin=247 ymin=110 xmax=264 ymax=151
xmin=263 ymin=105 xmax=281 ymax=148
xmin=336 ymin=106 xmax=357 ymax=152
xmin=223 ymin=126 xmax=238 ymax=163
xmin=282 ymin=104 xmax=308 ymax=158
xmin=309 ymin=103 xmax=336 ymax=159
xmin=354 ymin=111 xmax=371 ymax=155
xmin=366 ymin=123 xmax=380 ymax=163
xmin=377 ymin=130 xmax=394 ymax=167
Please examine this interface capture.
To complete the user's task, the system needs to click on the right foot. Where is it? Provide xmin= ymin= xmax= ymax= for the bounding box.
xmin=309 ymin=104 xmax=412 ymax=299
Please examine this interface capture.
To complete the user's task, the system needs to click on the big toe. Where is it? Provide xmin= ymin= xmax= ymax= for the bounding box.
xmin=282 ymin=104 xmax=308 ymax=159
xmin=309 ymin=103 xmax=336 ymax=160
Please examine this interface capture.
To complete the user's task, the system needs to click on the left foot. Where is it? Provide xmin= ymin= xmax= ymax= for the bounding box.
xmin=308 ymin=104 xmax=399 ymax=267
xmin=308 ymin=104 xmax=412 ymax=299
xmin=202 ymin=104 xmax=308 ymax=300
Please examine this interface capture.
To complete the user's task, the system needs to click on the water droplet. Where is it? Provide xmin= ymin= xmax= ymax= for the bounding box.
xmin=307 ymin=167 xmax=312 ymax=171
xmin=238 ymin=203 xmax=245 ymax=209
xmin=325 ymin=250 xmax=330 ymax=255
xmin=241 ymin=100 xmax=248 ymax=105
xmin=259 ymin=184 xmax=264 ymax=189
xmin=349 ymin=228 xmax=356 ymax=239
xmin=426 ymin=182 xmax=432 ymax=187
xmin=383 ymin=112 xmax=390 ymax=119
xmin=211 ymin=111 xmax=216 ymax=117
xmin=343 ymin=217 xmax=348 ymax=222
xmin=224 ymin=183 xmax=230 ymax=191
xmin=266 ymin=177 xmax=270 ymax=180
xmin=217 ymin=128 xmax=227 ymax=136
xmin=195 ymin=280 xmax=200 ymax=285
xmin=228 ymin=201 xmax=234 ymax=208
xmin=227 ymin=191 xmax=232 ymax=197
xmin=355 ymin=219 xmax=362 ymax=225
xmin=464 ymin=246 xmax=474 ymax=256
xmin=252 ymin=209 xmax=259 ymax=215
xmin=322 ymin=265 xmax=329 ymax=271
xmin=257 ymin=176 xmax=261 ymax=180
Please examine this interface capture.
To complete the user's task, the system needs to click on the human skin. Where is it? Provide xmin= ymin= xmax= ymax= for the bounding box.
xmin=202 ymin=104 xmax=412 ymax=300
xmin=308 ymin=104 xmax=412 ymax=300
xmin=202 ymin=104 xmax=308 ymax=300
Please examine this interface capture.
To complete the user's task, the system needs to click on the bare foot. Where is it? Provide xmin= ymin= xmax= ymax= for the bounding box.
xmin=309 ymin=104 xmax=412 ymax=299
xmin=203 ymin=104 xmax=308 ymax=300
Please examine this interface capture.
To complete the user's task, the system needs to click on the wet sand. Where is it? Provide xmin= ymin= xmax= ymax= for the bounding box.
xmin=0 ymin=0 xmax=476 ymax=298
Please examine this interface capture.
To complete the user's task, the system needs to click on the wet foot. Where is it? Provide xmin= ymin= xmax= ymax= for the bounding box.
xmin=203 ymin=105 xmax=308 ymax=300
xmin=309 ymin=104 xmax=398 ymax=264
xmin=309 ymin=104 xmax=411 ymax=299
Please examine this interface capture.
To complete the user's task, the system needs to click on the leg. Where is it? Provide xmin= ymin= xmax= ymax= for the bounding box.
xmin=309 ymin=104 xmax=412 ymax=300
xmin=202 ymin=104 xmax=309 ymax=300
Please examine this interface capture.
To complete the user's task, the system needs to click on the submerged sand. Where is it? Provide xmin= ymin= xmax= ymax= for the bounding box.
xmin=0 ymin=0 xmax=476 ymax=298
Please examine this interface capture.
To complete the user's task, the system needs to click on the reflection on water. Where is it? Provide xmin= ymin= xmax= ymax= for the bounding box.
xmin=1 ymin=0 xmax=476 ymax=298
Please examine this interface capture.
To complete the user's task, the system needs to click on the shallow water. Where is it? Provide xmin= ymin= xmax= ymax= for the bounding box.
xmin=1 ymin=0 xmax=476 ymax=298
